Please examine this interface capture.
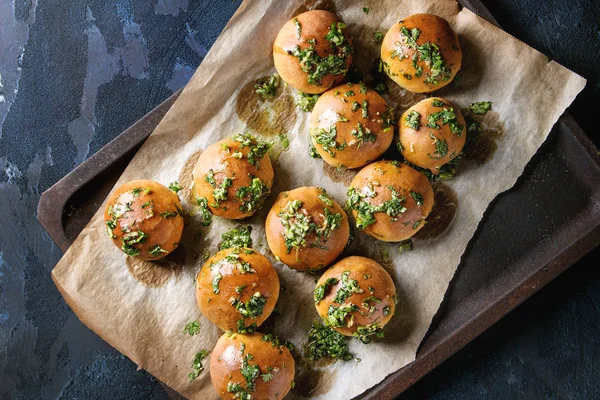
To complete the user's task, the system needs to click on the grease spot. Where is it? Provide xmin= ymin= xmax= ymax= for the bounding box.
xmin=385 ymin=79 xmax=427 ymax=111
xmin=126 ymin=255 xmax=183 ymax=288
xmin=322 ymin=164 xmax=356 ymax=186
xmin=178 ymin=149 xmax=203 ymax=204
xmin=292 ymin=358 xmax=337 ymax=397
xmin=463 ymin=110 xmax=504 ymax=165
xmin=416 ymin=183 xmax=458 ymax=240
xmin=235 ymin=77 xmax=297 ymax=137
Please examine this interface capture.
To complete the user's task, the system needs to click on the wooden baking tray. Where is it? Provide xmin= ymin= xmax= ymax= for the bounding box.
xmin=37 ymin=1 xmax=600 ymax=398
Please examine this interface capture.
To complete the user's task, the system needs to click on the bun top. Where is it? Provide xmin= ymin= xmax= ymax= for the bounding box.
xmin=309 ymin=83 xmax=395 ymax=169
xmin=265 ymin=186 xmax=349 ymax=271
xmin=273 ymin=10 xmax=353 ymax=94
xmin=193 ymin=134 xmax=274 ymax=220
xmin=314 ymin=256 xmax=396 ymax=341
xmin=210 ymin=332 xmax=295 ymax=400
xmin=398 ymin=97 xmax=466 ymax=173
xmin=381 ymin=14 xmax=461 ymax=93
xmin=104 ymin=179 xmax=184 ymax=260
xmin=347 ymin=161 xmax=434 ymax=242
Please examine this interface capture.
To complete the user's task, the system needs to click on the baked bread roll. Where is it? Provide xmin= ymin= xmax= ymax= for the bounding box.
xmin=346 ymin=161 xmax=434 ymax=242
xmin=104 ymin=179 xmax=183 ymax=260
xmin=381 ymin=14 xmax=461 ymax=93
xmin=193 ymin=133 xmax=274 ymax=219
xmin=265 ymin=186 xmax=349 ymax=271
xmin=309 ymin=83 xmax=395 ymax=169
xmin=210 ymin=332 xmax=295 ymax=400
xmin=273 ymin=10 xmax=353 ymax=94
xmin=398 ymin=97 xmax=466 ymax=173
xmin=314 ymin=256 xmax=396 ymax=342
xmin=196 ymin=248 xmax=279 ymax=333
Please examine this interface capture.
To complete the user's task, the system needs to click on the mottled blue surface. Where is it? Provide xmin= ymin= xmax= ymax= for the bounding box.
xmin=0 ymin=0 xmax=598 ymax=399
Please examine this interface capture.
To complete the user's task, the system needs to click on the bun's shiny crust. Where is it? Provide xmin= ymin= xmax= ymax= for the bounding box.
xmin=398 ymin=97 xmax=466 ymax=173
xmin=314 ymin=256 xmax=396 ymax=338
xmin=348 ymin=161 xmax=434 ymax=242
xmin=265 ymin=186 xmax=349 ymax=271
xmin=196 ymin=248 xmax=279 ymax=332
xmin=273 ymin=10 xmax=353 ymax=94
xmin=193 ymin=135 xmax=274 ymax=219
xmin=381 ymin=14 xmax=461 ymax=93
xmin=104 ymin=180 xmax=183 ymax=260
xmin=309 ymin=84 xmax=395 ymax=169
xmin=210 ymin=332 xmax=295 ymax=400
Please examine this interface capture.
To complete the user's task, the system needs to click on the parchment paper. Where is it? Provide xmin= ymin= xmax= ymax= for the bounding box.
xmin=52 ymin=0 xmax=586 ymax=399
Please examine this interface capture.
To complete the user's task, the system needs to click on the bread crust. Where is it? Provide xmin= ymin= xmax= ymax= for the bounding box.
xmin=309 ymin=84 xmax=394 ymax=169
xmin=265 ymin=186 xmax=349 ymax=271
xmin=210 ymin=332 xmax=295 ymax=400
xmin=314 ymin=256 xmax=396 ymax=337
xmin=348 ymin=161 xmax=434 ymax=242
xmin=381 ymin=14 xmax=461 ymax=93
xmin=273 ymin=10 xmax=352 ymax=94
xmin=196 ymin=248 xmax=279 ymax=332
xmin=398 ymin=97 xmax=466 ymax=173
xmin=104 ymin=179 xmax=184 ymax=260
xmin=193 ymin=137 xmax=274 ymax=219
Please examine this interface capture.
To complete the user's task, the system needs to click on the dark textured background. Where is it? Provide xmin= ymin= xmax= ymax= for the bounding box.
xmin=0 ymin=0 xmax=598 ymax=399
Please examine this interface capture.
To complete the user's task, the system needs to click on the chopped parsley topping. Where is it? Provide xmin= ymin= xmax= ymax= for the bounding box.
xmin=235 ymin=285 xmax=247 ymax=294
xmin=293 ymin=18 xmax=302 ymax=40
xmin=106 ymin=219 xmax=117 ymax=239
xmin=391 ymin=27 xmax=453 ymax=85
xmin=278 ymin=199 xmax=343 ymax=253
xmin=227 ymin=382 xmax=252 ymax=399
xmin=183 ymin=320 xmax=200 ymax=336
xmin=345 ymin=90 xmax=355 ymax=97
xmin=325 ymin=304 xmax=359 ymax=328
xmin=236 ymin=319 xmax=257 ymax=334
xmin=121 ymin=230 xmax=148 ymax=257
xmin=432 ymin=99 xmax=445 ymax=107
xmin=230 ymin=292 xmax=266 ymax=318
xmin=188 ymin=350 xmax=209 ymax=382
xmin=220 ymin=226 xmax=253 ymax=250
xmin=148 ymin=245 xmax=168 ymax=257
xmin=205 ymin=169 xmax=233 ymax=208
xmin=305 ymin=321 xmax=353 ymax=361
xmin=373 ymin=31 xmax=384 ymax=44
xmin=253 ymin=73 xmax=280 ymax=100
xmin=312 ymin=126 xmax=347 ymax=157
xmin=410 ymin=191 xmax=424 ymax=206
xmin=404 ymin=110 xmax=421 ymax=130
xmin=361 ymin=100 xmax=369 ymax=119
xmin=278 ymin=133 xmax=290 ymax=149
xmin=354 ymin=322 xmax=384 ymax=343
xmin=196 ymin=196 xmax=212 ymax=226
xmin=168 ymin=181 xmax=182 ymax=192
xmin=314 ymin=277 xmax=339 ymax=304
xmin=427 ymin=108 xmax=464 ymax=136
xmin=130 ymin=187 xmax=151 ymax=197
xmin=232 ymin=133 xmax=272 ymax=168
xmin=309 ymin=144 xmax=322 ymax=158
xmin=317 ymin=189 xmax=333 ymax=206
xmin=291 ymin=22 xmax=353 ymax=86
xmin=350 ymin=122 xmax=376 ymax=148
xmin=212 ymin=272 xmax=223 ymax=294
xmin=160 ymin=210 xmax=178 ymax=218
xmin=346 ymin=185 xmax=407 ymax=230
xmin=351 ymin=101 xmax=360 ymax=112
xmin=469 ymin=101 xmax=493 ymax=115
xmin=333 ymin=271 xmax=364 ymax=304
xmin=428 ymin=133 xmax=449 ymax=159
xmin=236 ymin=175 xmax=269 ymax=214
xmin=398 ymin=240 xmax=413 ymax=253
xmin=381 ymin=106 xmax=395 ymax=130
xmin=359 ymin=82 xmax=368 ymax=94
xmin=296 ymin=92 xmax=319 ymax=112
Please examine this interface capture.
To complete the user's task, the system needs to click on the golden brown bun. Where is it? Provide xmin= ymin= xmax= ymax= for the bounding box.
xmin=273 ymin=10 xmax=353 ymax=94
xmin=210 ymin=332 xmax=295 ymax=400
xmin=104 ymin=180 xmax=184 ymax=260
xmin=348 ymin=161 xmax=434 ymax=242
xmin=309 ymin=83 xmax=395 ymax=169
xmin=381 ymin=14 xmax=461 ymax=93
xmin=398 ymin=97 xmax=466 ymax=173
xmin=314 ymin=256 xmax=396 ymax=338
xmin=196 ymin=248 xmax=279 ymax=332
xmin=265 ymin=186 xmax=349 ymax=272
xmin=193 ymin=135 xmax=274 ymax=219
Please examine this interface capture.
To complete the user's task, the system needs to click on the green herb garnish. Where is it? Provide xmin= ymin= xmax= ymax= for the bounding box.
xmin=278 ymin=133 xmax=290 ymax=150
xmin=314 ymin=277 xmax=339 ymax=304
xmin=188 ymin=350 xmax=209 ymax=382
xmin=428 ymin=133 xmax=448 ymax=159
xmin=160 ymin=210 xmax=178 ymax=218
xmin=373 ymin=31 xmax=384 ymax=44
xmin=196 ymin=196 xmax=212 ymax=226
xmin=469 ymin=101 xmax=493 ymax=115
xmin=168 ymin=181 xmax=182 ymax=192
xmin=405 ymin=110 xmax=421 ymax=130
xmin=236 ymin=175 xmax=269 ymax=214
xmin=233 ymin=133 xmax=272 ymax=168
xmin=346 ymin=185 xmax=407 ymax=230
xmin=296 ymin=92 xmax=319 ymax=112
xmin=220 ymin=226 xmax=253 ymax=250
xmin=183 ymin=320 xmax=200 ymax=336
xmin=148 ymin=245 xmax=167 ymax=257
xmin=332 ymin=271 xmax=364 ymax=304
xmin=293 ymin=18 xmax=302 ymax=40
xmin=354 ymin=322 xmax=384 ymax=343
xmin=427 ymin=107 xmax=464 ymax=136
xmin=305 ymin=321 xmax=353 ymax=361
xmin=254 ymin=73 xmax=280 ymax=100
xmin=312 ymin=126 xmax=347 ymax=157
